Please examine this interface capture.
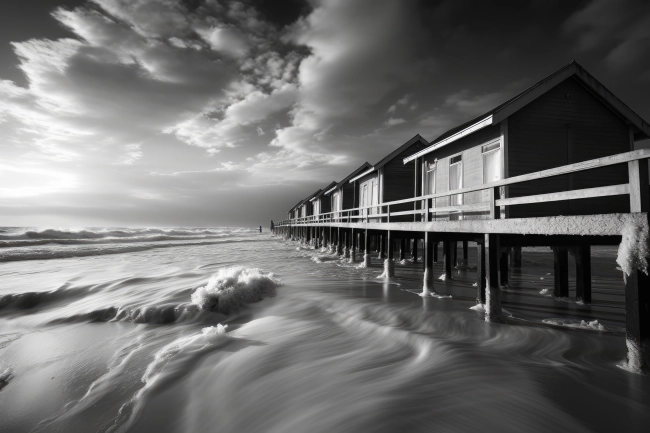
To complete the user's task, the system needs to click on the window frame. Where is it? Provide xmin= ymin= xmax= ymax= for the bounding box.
xmin=481 ymin=138 xmax=502 ymax=185
xmin=448 ymin=152 xmax=463 ymax=206
xmin=426 ymin=160 xmax=437 ymax=195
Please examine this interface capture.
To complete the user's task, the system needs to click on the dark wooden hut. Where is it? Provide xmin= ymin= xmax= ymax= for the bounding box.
xmin=404 ymin=61 xmax=650 ymax=219
xmin=324 ymin=162 xmax=372 ymax=221
xmin=349 ymin=134 xmax=429 ymax=221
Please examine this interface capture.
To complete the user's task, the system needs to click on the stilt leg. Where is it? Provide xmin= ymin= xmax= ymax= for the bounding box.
xmin=476 ymin=241 xmax=486 ymax=305
xmin=422 ymin=232 xmax=435 ymax=296
xmin=575 ymin=245 xmax=591 ymax=304
xmin=553 ymin=247 xmax=569 ymax=298
xmin=500 ymin=248 xmax=509 ymax=287
xmin=484 ymin=234 xmax=503 ymax=322
xmin=443 ymin=241 xmax=452 ymax=279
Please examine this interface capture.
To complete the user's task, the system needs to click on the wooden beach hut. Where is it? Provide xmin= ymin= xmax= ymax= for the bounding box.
xmin=349 ymin=134 xmax=429 ymax=222
xmin=311 ymin=181 xmax=337 ymax=219
xmin=325 ymin=162 xmax=372 ymax=221
xmin=404 ymin=60 xmax=650 ymax=220
xmin=299 ymin=189 xmax=322 ymax=219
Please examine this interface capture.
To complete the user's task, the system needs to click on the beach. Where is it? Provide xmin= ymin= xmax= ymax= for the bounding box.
xmin=1 ymin=227 xmax=649 ymax=432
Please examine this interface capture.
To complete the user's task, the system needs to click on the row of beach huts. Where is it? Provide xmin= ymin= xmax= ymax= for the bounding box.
xmin=272 ymin=61 xmax=650 ymax=373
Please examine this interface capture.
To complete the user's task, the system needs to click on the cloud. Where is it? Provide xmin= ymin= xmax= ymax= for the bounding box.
xmin=384 ymin=117 xmax=406 ymax=127
xmin=265 ymin=0 xmax=435 ymax=168
xmin=564 ymin=0 xmax=650 ymax=73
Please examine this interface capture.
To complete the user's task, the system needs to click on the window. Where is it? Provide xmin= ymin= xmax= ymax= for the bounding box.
xmin=360 ymin=178 xmax=379 ymax=216
xmin=426 ymin=161 xmax=436 ymax=194
xmin=449 ymin=154 xmax=463 ymax=206
xmin=482 ymin=141 xmax=501 ymax=184
xmin=332 ymin=192 xmax=341 ymax=211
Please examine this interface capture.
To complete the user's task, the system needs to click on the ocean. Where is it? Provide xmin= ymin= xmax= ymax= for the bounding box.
xmin=0 ymin=227 xmax=649 ymax=432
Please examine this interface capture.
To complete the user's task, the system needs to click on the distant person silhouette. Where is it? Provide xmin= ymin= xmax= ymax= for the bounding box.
xmin=270 ymin=220 xmax=274 ymax=231
xmin=259 ymin=226 xmax=262 ymax=233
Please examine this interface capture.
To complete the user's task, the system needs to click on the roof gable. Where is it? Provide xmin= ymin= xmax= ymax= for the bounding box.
xmin=405 ymin=61 xmax=650 ymax=163
xmin=326 ymin=162 xmax=372 ymax=194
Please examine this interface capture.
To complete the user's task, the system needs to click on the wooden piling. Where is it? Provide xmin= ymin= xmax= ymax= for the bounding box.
xmin=575 ymin=245 xmax=592 ymax=304
xmin=476 ymin=241 xmax=486 ymax=305
xmin=500 ymin=248 xmax=509 ymax=287
xmin=553 ymin=247 xmax=569 ymax=298
xmin=412 ymin=239 xmax=418 ymax=263
xmin=511 ymin=246 xmax=522 ymax=268
xmin=443 ymin=240 xmax=453 ymax=279
xmin=423 ymin=232 xmax=434 ymax=295
xmin=484 ymin=233 xmax=503 ymax=322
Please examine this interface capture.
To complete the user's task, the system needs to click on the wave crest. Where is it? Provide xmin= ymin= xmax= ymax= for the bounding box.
xmin=191 ymin=267 xmax=281 ymax=314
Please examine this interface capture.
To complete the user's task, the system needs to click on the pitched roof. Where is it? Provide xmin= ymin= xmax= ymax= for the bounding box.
xmin=289 ymin=200 xmax=304 ymax=212
xmin=349 ymin=134 xmax=429 ymax=182
xmin=312 ymin=181 xmax=337 ymax=200
xmin=302 ymin=189 xmax=322 ymax=204
xmin=404 ymin=61 xmax=650 ymax=163
xmin=326 ymin=162 xmax=372 ymax=194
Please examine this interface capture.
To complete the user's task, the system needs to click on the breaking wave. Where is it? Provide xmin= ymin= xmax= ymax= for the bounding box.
xmin=0 ymin=286 xmax=88 ymax=313
xmin=0 ymin=227 xmax=246 ymax=241
xmin=191 ymin=267 xmax=281 ymax=314
xmin=0 ymin=238 xmax=268 ymax=262
xmin=0 ymin=367 xmax=13 ymax=392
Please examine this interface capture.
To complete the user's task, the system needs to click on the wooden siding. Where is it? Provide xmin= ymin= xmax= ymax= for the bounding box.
xmin=382 ymin=139 xmax=430 ymax=221
xmin=508 ymin=76 xmax=630 ymax=217
xmin=318 ymin=196 xmax=331 ymax=214
xmin=342 ymin=184 xmax=355 ymax=209
xmin=418 ymin=126 xmax=503 ymax=221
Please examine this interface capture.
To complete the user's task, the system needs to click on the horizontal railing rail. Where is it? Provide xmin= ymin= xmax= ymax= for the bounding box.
xmin=275 ymin=149 xmax=650 ymax=227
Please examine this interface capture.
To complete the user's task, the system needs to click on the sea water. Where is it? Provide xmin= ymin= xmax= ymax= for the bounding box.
xmin=0 ymin=227 xmax=649 ymax=432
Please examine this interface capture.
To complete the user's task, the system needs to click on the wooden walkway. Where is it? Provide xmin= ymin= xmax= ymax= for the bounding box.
xmin=273 ymin=149 xmax=650 ymax=373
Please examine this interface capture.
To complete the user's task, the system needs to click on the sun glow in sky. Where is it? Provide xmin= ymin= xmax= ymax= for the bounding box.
xmin=1 ymin=0 xmax=649 ymax=227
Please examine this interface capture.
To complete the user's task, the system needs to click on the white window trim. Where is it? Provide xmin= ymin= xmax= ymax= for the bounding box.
xmin=481 ymin=138 xmax=502 ymax=185
xmin=448 ymin=152 xmax=463 ymax=206
xmin=426 ymin=160 xmax=437 ymax=195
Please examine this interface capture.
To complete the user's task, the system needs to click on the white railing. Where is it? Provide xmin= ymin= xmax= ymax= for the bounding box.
xmin=275 ymin=149 xmax=650 ymax=227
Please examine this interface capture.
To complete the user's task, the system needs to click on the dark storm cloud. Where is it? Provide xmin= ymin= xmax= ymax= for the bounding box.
xmin=1 ymin=0 xmax=649 ymax=227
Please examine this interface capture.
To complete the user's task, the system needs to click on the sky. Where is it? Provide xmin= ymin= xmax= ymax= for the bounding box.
xmin=1 ymin=0 xmax=650 ymax=228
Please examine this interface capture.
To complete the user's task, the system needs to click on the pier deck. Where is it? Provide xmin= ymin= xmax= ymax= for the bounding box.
xmin=274 ymin=149 xmax=650 ymax=372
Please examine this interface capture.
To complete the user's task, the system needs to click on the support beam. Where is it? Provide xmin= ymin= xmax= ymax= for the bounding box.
xmin=344 ymin=229 xmax=350 ymax=259
xmin=575 ymin=245 xmax=592 ymax=304
xmin=500 ymin=248 xmax=509 ymax=287
xmin=380 ymin=234 xmax=386 ymax=260
xmin=624 ymin=268 xmax=650 ymax=372
xmin=400 ymin=239 xmax=406 ymax=261
xmin=363 ymin=229 xmax=371 ymax=267
xmin=553 ymin=247 xmax=569 ymax=298
xmin=350 ymin=229 xmax=356 ymax=262
xmin=476 ymin=241 xmax=486 ymax=305
xmin=443 ymin=240 xmax=453 ymax=279
xmin=337 ymin=227 xmax=343 ymax=256
xmin=412 ymin=239 xmax=418 ymax=263
xmin=422 ymin=231 xmax=435 ymax=296
xmin=511 ymin=246 xmax=522 ymax=268
xmin=384 ymin=231 xmax=395 ymax=277
xmin=462 ymin=240 xmax=468 ymax=269
xmin=484 ymin=233 xmax=503 ymax=322
xmin=433 ymin=242 xmax=438 ymax=263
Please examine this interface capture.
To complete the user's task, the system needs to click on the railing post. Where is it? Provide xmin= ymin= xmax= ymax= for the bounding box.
xmin=629 ymin=159 xmax=649 ymax=212
xmin=387 ymin=205 xmax=390 ymax=223
xmin=489 ymin=186 xmax=501 ymax=219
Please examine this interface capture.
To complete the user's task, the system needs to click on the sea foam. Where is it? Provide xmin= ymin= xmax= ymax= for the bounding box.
xmin=191 ymin=267 xmax=281 ymax=314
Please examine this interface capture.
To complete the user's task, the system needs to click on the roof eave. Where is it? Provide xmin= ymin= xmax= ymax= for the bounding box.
xmin=403 ymin=116 xmax=494 ymax=163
